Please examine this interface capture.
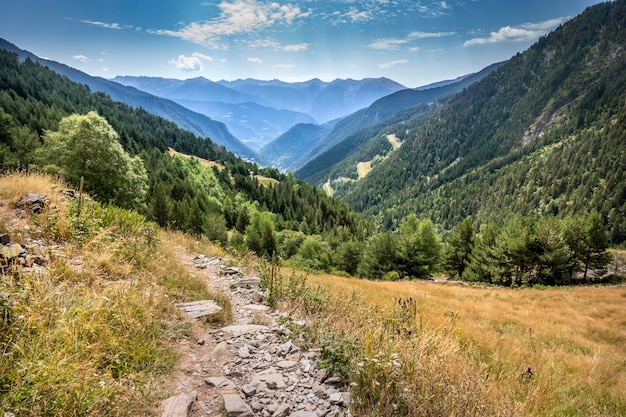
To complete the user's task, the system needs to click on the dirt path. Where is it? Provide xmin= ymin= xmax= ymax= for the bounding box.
xmin=161 ymin=249 xmax=350 ymax=417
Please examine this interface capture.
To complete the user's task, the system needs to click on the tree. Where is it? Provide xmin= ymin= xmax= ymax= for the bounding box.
xmin=358 ymin=232 xmax=399 ymax=280
xmin=562 ymin=212 xmax=612 ymax=281
xmin=534 ymin=216 xmax=570 ymax=285
xmin=38 ymin=112 xmax=148 ymax=210
xmin=398 ymin=215 xmax=442 ymax=279
xmin=443 ymin=217 xmax=474 ymax=279
xmin=148 ymin=182 xmax=171 ymax=227
xmin=580 ymin=211 xmax=612 ymax=280
xmin=246 ymin=211 xmax=277 ymax=259
xmin=335 ymin=240 xmax=364 ymax=276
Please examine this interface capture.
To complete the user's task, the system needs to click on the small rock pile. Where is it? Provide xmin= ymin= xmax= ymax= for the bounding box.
xmin=0 ymin=234 xmax=46 ymax=274
xmin=207 ymin=323 xmax=350 ymax=417
xmin=167 ymin=254 xmax=351 ymax=417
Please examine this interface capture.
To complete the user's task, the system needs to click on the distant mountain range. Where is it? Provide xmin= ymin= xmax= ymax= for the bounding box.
xmin=0 ymin=38 xmax=258 ymax=161
xmin=112 ymin=75 xmax=406 ymax=151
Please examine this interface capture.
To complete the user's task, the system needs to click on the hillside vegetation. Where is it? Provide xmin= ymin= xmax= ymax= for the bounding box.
xmin=0 ymin=172 xmax=228 ymax=415
xmin=331 ymin=0 xmax=626 ymax=246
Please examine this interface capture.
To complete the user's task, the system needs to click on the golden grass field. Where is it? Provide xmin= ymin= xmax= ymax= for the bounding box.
xmin=306 ymin=273 xmax=626 ymax=416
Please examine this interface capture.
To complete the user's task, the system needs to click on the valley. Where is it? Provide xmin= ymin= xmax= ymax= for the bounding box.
xmin=1 ymin=1 xmax=626 ymax=416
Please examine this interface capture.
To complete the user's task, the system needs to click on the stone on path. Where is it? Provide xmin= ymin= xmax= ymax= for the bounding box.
xmin=205 ymin=377 xmax=237 ymax=390
xmin=219 ymin=324 xmax=269 ymax=337
xmin=175 ymin=300 xmax=222 ymax=320
xmin=222 ymin=391 xmax=254 ymax=417
xmin=271 ymin=403 xmax=291 ymax=417
xmin=161 ymin=391 xmax=197 ymax=417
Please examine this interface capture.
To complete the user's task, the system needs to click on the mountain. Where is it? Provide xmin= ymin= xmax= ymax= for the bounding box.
xmin=329 ymin=0 xmax=626 ymax=244
xmin=112 ymin=75 xmax=261 ymax=104
xmin=217 ymin=77 xmax=406 ymax=123
xmin=162 ymin=99 xmax=316 ymax=151
xmin=0 ymin=39 xmax=257 ymax=161
xmin=259 ymin=122 xmax=336 ymax=170
xmin=114 ymin=75 xmax=402 ymax=150
xmin=289 ymin=62 xmax=505 ymax=176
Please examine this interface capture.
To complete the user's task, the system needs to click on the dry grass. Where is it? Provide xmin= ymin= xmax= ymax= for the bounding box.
xmin=167 ymin=148 xmax=225 ymax=171
xmin=0 ymin=172 xmax=230 ymax=416
xmin=304 ymin=273 xmax=626 ymax=416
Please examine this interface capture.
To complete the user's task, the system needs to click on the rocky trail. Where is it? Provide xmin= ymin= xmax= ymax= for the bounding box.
xmin=161 ymin=249 xmax=350 ymax=417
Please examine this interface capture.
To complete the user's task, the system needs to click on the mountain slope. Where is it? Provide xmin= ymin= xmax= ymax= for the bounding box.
xmin=292 ymin=62 xmax=505 ymax=177
xmin=0 ymin=38 xmax=257 ymax=161
xmin=333 ymin=0 xmax=626 ymax=243
xmin=259 ymin=122 xmax=335 ymax=170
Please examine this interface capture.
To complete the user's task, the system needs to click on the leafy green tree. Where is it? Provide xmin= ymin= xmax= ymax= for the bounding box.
xmin=580 ymin=211 xmax=612 ymax=280
xmin=246 ymin=211 xmax=277 ymax=259
xmin=148 ymin=182 xmax=171 ymax=227
xmin=335 ymin=240 xmax=364 ymax=276
xmin=358 ymin=232 xmax=399 ymax=280
xmin=443 ymin=217 xmax=475 ymax=279
xmin=398 ymin=215 xmax=442 ymax=279
xmin=534 ymin=216 xmax=570 ymax=285
xmin=496 ymin=216 xmax=539 ymax=286
xmin=295 ymin=235 xmax=332 ymax=271
xmin=38 ymin=111 xmax=148 ymax=210
xmin=462 ymin=223 xmax=501 ymax=283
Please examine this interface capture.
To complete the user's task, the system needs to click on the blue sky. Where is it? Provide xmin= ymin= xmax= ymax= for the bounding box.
xmin=1 ymin=0 xmax=604 ymax=87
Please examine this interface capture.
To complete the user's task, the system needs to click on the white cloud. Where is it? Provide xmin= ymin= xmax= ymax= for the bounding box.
xmin=247 ymin=57 xmax=263 ymax=63
xmin=79 ymin=20 xmax=130 ymax=30
xmin=379 ymin=59 xmax=409 ymax=69
xmin=151 ymin=0 xmax=310 ymax=49
xmin=169 ymin=52 xmax=214 ymax=71
xmin=273 ymin=64 xmax=295 ymax=68
xmin=409 ymin=31 xmax=456 ymax=39
xmin=464 ymin=17 xmax=567 ymax=47
xmin=367 ymin=38 xmax=409 ymax=50
xmin=248 ymin=39 xmax=282 ymax=49
xmin=72 ymin=55 xmax=90 ymax=62
xmin=283 ymin=43 xmax=309 ymax=52
xmin=345 ymin=8 xmax=372 ymax=23
xmin=368 ymin=30 xmax=455 ymax=50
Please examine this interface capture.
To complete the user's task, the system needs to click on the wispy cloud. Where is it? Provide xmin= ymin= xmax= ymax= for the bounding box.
xmin=464 ymin=17 xmax=567 ymax=47
xmin=247 ymin=57 xmax=263 ymax=63
xmin=169 ymin=52 xmax=214 ymax=71
xmin=368 ymin=30 xmax=455 ymax=50
xmin=379 ymin=59 xmax=409 ymax=69
xmin=72 ymin=55 xmax=90 ymax=62
xmin=345 ymin=8 xmax=372 ymax=23
xmin=283 ymin=43 xmax=309 ymax=52
xmin=273 ymin=64 xmax=295 ymax=68
xmin=409 ymin=31 xmax=456 ymax=39
xmin=78 ymin=20 xmax=131 ymax=30
xmin=150 ymin=0 xmax=310 ymax=49
xmin=368 ymin=38 xmax=409 ymax=50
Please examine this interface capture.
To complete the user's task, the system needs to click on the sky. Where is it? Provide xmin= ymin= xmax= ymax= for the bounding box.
xmin=1 ymin=0 xmax=606 ymax=88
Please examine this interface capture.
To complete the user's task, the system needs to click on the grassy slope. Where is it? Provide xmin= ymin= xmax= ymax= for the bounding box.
xmin=0 ymin=172 xmax=229 ymax=416
xmin=305 ymin=272 xmax=626 ymax=416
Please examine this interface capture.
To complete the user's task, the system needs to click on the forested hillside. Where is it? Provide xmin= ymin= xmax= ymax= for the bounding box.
xmin=293 ymin=61 xmax=504 ymax=179
xmin=0 ymin=49 xmax=371 ymax=252
xmin=333 ymin=0 xmax=626 ymax=245
xmin=0 ymin=39 xmax=258 ymax=161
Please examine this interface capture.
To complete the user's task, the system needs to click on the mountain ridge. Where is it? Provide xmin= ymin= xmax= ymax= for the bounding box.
xmin=329 ymin=0 xmax=626 ymax=243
